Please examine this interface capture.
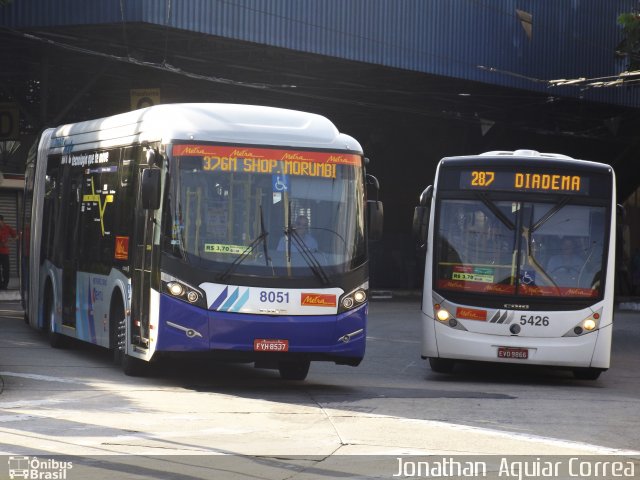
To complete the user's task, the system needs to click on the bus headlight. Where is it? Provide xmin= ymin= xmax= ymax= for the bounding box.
xmin=187 ymin=291 xmax=199 ymax=303
xmin=167 ymin=282 xmax=184 ymax=296
xmin=339 ymin=284 xmax=368 ymax=313
xmin=161 ymin=273 xmax=207 ymax=308
xmin=353 ymin=290 xmax=367 ymax=303
xmin=432 ymin=302 xmax=467 ymax=331
xmin=563 ymin=309 xmax=601 ymax=337
xmin=434 ymin=304 xmax=452 ymax=322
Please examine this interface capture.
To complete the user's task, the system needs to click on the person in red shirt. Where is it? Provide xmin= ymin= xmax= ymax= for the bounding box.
xmin=0 ymin=215 xmax=17 ymax=289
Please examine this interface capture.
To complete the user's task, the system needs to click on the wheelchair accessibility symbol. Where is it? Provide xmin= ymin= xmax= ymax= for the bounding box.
xmin=272 ymin=175 xmax=289 ymax=192
xmin=520 ymin=270 xmax=536 ymax=285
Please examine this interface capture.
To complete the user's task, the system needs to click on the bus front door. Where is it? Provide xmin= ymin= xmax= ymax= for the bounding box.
xmin=130 ymin=167 xmax=158 ymax=350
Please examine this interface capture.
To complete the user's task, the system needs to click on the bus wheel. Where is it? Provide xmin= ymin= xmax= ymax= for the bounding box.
xmin=573 ymin=368 xmax=602 ymax=380
xmin=121 ymin=354 xmax=148 ymax=377
xmin=428 ymin=357 xmax=454 ymax=374
xmin=278 ymin=360 xmax=310 ymax=381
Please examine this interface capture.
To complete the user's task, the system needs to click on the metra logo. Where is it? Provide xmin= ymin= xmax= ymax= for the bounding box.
xmin=485 ymin=284 xmax=513 ymax=294
xmin=327 ymin=155 xmax=353 ymax=164
xmin=565 ymin=288 xmax=593 ymax=297
xmin=282 ymin=153 xmax=309 ymax=161
xmin=182 ymin=146 xmax=208 ymax=155
xmin=301 ymin=293 xmax=336 ymax=307
xmin=456 ymin=307 xmax=487 ymax=321
xmin=230 ymin=149 xmax=260 ymax=158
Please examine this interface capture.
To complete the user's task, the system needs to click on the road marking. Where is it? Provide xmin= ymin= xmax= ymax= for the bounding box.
xmin=0 ymin=399 xmax=63 ymax=408
xmin=0 ymin=371 xmax=85 ymax=384
xmin=396 ymin=417 xmax=640 ymax=455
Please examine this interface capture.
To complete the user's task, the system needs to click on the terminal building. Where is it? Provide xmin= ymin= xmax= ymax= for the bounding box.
xmin=1 ymin=0 xmax=639 ymax=291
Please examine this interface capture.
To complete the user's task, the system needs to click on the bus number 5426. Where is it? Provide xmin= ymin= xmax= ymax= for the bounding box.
xmin=520 ymin=315 xmax=550 ymax=326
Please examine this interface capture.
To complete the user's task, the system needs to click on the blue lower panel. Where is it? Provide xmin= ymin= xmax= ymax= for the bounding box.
xmin=156 ymin=293 xmax=366 ymax=361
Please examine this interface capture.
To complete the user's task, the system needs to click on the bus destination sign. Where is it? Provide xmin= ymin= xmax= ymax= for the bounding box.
xmin=460 ymin=170 xmax=589 ymax=195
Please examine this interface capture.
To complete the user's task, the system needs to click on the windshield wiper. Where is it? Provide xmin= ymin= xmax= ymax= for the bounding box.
xmin=217 ymin=206 xmax=270 ymax=281
xmin=259 ymin=205 xmax=270 ymax=266
xmin=477 ymin=193 xmax=515 ymax=230
xmin=284 ymin=226 xmax=330 ymax=285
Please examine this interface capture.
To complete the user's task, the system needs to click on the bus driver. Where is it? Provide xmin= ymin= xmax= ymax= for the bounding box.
xmin=547 ymin=238 xmax=584 ymax=285
xmin=278 ymin=215 xmax=318 ymax=253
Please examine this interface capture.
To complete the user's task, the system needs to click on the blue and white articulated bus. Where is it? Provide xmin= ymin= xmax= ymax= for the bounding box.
xmin=20 ymin=103 xmax=383 ymax=379
xmin=413 ymin=150 xmax=616 ymax=380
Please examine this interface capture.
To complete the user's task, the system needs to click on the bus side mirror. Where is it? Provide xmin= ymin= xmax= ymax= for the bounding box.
xmin=413 ymin=185 xmax=433 ymax=249
xmin=366 ymin=173 xmax=383 ymax=242
xmin=141 ymin=168 xmax=161 ymax=210
xmin=367 ymin=200 xmax=383 ymax=241
xmin=412 ymin=206 xmax=429 ymax=247
xmin=616 ymin=204 xmax=625 ymax=224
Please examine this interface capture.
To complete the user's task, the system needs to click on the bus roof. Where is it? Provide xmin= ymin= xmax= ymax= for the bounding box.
xmin=440 ymin=149 xmax=613 ymax=173
xmin=48 ymin=103 xmax=363 ymax=154
xmin=479 ymin=149 xmax=573 ymax=160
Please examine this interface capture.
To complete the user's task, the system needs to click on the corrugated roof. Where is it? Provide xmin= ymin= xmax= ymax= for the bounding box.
xmin=2 ymin=0 xmax=638 ymax=106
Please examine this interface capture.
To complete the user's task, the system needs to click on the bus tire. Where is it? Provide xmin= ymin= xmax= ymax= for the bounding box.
xmin=45 ymin=284 xmax=67 ymax=349
xmin=278 ymin=360 xmax=310 ymax=381
xmin=121 ymin=354 xmax=148 ymax=377
xmin=428 ymin=357 xmax=454 ymax=374
xmin=573 ymin=368 xmax=602 ymax=380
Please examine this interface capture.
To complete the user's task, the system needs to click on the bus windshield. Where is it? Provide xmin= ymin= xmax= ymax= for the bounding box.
xmin=163 ymin=144 xmax=366 ymax=279
xmin=435 ymin=196 xmax=607 ymax=299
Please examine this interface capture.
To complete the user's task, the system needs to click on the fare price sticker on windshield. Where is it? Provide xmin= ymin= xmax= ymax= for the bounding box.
xmin=204 ymin=243 xmax=247 ymax=255
xmin=451 ymin=266 xmax=494 ymax=283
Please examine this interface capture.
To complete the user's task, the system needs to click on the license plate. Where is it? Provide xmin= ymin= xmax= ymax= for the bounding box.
xmin=497 ymin=347 xmax=528 ymax=359
xmin=254 ymin=339 xmax=289 ymax=352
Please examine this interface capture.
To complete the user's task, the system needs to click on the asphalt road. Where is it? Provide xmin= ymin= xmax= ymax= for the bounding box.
xmin=0 ymin=298 xmax=639 ymax=478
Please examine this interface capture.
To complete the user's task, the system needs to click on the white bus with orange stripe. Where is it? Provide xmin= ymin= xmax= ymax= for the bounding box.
xmin=413 ymin=150 xmax=616 ymax=380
